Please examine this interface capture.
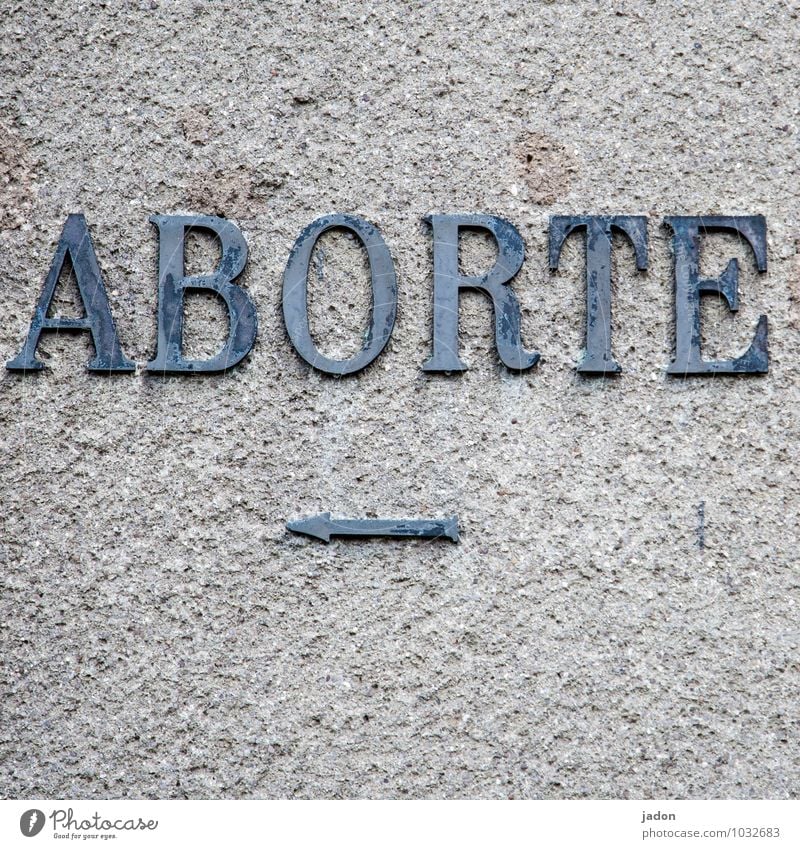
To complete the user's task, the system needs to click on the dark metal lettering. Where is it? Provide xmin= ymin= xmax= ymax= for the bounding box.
xmin=422 ymin=214 xmax=539 ymax=372
xmin=549 ymin=215 xmax=647 ymax=374
xmin=664 ymin=215 xmax=768 ymax=375
xmin=148 ymin=214 xmax=257 ymax=374
xmin=282 ymin=214 xmax=397 ymax=375
xmin=7 ymin=214 xmax=134 ymax=373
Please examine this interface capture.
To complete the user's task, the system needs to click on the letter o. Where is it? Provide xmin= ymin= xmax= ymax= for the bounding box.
xmin=282 ymin=214 xmax=397 ymax=375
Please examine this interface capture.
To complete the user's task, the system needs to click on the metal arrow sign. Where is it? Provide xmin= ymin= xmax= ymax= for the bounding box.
xmin=287 ymin=513 xmax=459 ymax=543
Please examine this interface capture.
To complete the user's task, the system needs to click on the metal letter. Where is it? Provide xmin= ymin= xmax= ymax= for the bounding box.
xmin=422 ymin=214 xmax=538 ymax=372
xmin=282 ymin=214 xmax=397 ymax=375
xmin=549 ymin=215 xmax=647 ymax=374
xmin=664 ymin=215 xmax=768 ymax=375
xmin=147 ymin=215 xmax=257 ymax=374
xmin=7 ymin=214 xmax=134 ymax=373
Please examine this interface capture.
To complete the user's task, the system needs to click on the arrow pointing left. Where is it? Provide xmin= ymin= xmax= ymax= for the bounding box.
xmin=287 ymin=513 xmax=459 ymax=543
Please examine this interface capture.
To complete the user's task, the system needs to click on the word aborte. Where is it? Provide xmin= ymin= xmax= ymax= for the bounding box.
xmin=7 ymin=212 xmax=769 ymax=378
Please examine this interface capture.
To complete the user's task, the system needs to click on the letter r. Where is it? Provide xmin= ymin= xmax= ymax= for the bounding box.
xmin=422 ymin=214 xmax=539 ymax=372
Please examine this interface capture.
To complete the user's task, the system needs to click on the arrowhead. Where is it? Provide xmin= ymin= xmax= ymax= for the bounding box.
xmin=286 ymin=512 xmax=331 ymax=542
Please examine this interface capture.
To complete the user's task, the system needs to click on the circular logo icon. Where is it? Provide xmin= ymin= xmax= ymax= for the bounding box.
xmin=20 ymin=810 xmax=45 ymax=837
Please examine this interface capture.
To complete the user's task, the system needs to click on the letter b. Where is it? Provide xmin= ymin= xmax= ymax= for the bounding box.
xmin=147 ymin=215 xmax=257 ymax=374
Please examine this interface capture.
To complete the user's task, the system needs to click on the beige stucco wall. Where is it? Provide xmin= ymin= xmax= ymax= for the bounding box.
xmin=1 ymin=0 xmax=798 ymax=798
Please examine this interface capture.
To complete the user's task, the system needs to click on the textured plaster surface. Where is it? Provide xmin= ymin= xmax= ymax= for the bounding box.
xmin=1 ymin=0 xmax=799 ymax=799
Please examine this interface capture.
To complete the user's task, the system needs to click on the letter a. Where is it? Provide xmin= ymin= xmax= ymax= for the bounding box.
xmin=7 ymin=214 xmax=134 ymax=372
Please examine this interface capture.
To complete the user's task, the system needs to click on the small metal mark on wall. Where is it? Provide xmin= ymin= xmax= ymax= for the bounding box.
xmin=697 ymin=501 xmax=706 ymax=550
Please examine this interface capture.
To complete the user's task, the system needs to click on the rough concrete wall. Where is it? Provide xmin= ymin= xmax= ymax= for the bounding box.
xmin=1 ymin=0 xmax=798 ymax=799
